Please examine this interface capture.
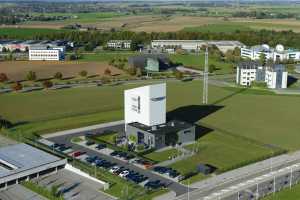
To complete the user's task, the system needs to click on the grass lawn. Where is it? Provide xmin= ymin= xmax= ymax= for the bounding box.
xmin=79 ymin=52 xmax=137 ymax=62
xmin=169 ymin=131 xmax=274 ymax=176
xmin=2 ymin=80 xmax=300 ymax=151
xmin=144 ymin=148 xmax=182 ymax=162
xmin=262 ymin=184 xmax=300 ymax=200
xmin=95 ymin=132 xmax=118 ymax=144
xmin=169 ymin=54 xmax=234 ymax=74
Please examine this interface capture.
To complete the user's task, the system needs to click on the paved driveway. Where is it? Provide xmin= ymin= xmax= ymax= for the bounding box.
xmin=47 ymin=124 xmax=191 ymax=196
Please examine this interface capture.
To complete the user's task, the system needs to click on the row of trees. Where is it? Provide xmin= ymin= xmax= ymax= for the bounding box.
xmin=2 ymin=29 xmax=300 ymax=51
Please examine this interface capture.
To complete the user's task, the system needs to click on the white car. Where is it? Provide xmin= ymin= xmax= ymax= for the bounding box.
xmin=119 ymin=170 xmax=129 ymax=178
xmin=109 ymin=166 xmax=120 ymax=174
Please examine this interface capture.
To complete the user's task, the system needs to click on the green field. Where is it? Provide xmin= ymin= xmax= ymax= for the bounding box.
xmin=262 ymin=184 xmax=300 ymax=200
xmin=169 ymin=54 xmax=234 ymax=74
xmin=79 ymin=52 xmax=137 ymax=62
xmin=27 ymin=12 xmax=126 ymax=24
xmin=1 ymin=80 xmax=300 ymax=151
xmin=182 ymin=23 xmax=252 ymax=33
xmin=0 ymin=28 xmax=69 ymax=38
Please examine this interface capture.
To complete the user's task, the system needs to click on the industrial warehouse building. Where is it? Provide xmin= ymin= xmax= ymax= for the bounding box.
xmin=236 ymin=61 xmax=288 ymax=89
xmin=0 ymin=143 xmax=67 ymax=191
xmin=29 ymin=46 xmax=65 ymax=61
xmin=241 ymin=44 xmax=300 ymax=62
xmin=151 ymin=40 xmax=244 ymax=53
xmin=128 ymin=54 xmax=171 ymax=72
xmin=124 ymin=83 xmax=195 ymax=149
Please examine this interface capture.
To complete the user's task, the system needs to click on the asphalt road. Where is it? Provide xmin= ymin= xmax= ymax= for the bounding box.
xmin=47 ymin=124 xmax=191 ymax=196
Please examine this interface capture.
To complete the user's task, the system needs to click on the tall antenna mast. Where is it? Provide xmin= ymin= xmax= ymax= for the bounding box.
xmin=202 ymin=46 xmax=208 ymax=104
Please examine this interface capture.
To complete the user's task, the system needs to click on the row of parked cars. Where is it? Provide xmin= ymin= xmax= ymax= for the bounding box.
xmin=51 ymin=142 xmax=166 ymax=190
xmin=84 ymin=154 xmax=165 ymax=190
xmin=153 ymin=166 xmax=181 ymax=179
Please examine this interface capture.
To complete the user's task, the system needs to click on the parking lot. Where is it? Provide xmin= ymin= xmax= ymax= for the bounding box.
xmin=44 ymin=124 xmax=191 ymax=196
xmin=36 ymin=169 xmax=115 ymax=200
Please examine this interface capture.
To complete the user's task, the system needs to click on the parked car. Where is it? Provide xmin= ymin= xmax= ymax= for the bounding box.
xmin=86 ymin=141 xmax=95 ymax=146
xmin=109 ymin=166 xmax=120 ymax=173
xmin=144 ymin=180 xmax=165 ymax=190
xmin=70 ymin=151 xmax=86 ymax=157
xmin=85 ymin=156 xmax=98 ymax=164
xmin=119 ymin=170 xmax=130 ymax=178
xmin=95 ymin=144 xmax=107 ymax=150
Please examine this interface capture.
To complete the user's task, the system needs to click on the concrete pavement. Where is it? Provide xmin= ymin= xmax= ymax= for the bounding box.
xmin=173 ymin=150 xmax=300 ymax=200
xmin=46 ymin=124 xmax=191 ymax=196
xmin=0 ymin=185 xmax=47 ymax=200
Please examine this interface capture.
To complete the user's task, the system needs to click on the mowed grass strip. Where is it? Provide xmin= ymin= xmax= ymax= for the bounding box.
xmin=169 ymin=54 xmax=234 ymax=74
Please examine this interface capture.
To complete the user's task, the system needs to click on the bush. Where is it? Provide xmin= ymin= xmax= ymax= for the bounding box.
xmin=174 ymin=70 xmax=183 ymax=80
xmin=104 ymin=68 xmax=111 ymax=76
xmin=252 ymin=81 xmax=267 ymax=88
xmin=0 ymin=116 xmax=13 ymax=129
xmin=54 ymin=72 xmax=63 ymax=80
xmin=79 ymin=70 xmax=88 ymax=77
xmin=11 ymin=82 xmax=23 ymax=91
xmin=0 ymin=73 xmax=8 ymax=82
xmin=26 ymin=71 xmax=37 ymax=81
xmin=43 ymin=80 xmax=53 ymax=88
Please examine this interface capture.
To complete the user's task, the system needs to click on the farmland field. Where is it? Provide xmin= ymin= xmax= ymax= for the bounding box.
xmin=0 ymin=28 xmax=69 ymax=38
xmin=5 ymin=15 xmax=300 ymax=33
xmin=0 ymin=60 xmax=124 ymax=81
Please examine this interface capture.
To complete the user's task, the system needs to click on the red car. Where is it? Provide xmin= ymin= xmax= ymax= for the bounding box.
xmin=69 ymin=151 xmax=86 ymax=158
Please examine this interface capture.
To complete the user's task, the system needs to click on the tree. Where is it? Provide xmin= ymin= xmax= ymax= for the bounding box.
xmin=104 ymin=68 xmax=111 ymax=76
xmin=54 ymin=72 xmax=63 ymax=80
xmin=26 ymin=71 xmax=37 ymax=81
xmin=43 ymin=80 xmax=53 ymax=89
xmin=79 ymin=70 xmax=88 ymax=77
xmin=174 ymin=70 xmax=183 ymax=80
xmin=209 ymin=64 xmax=217 ymax=73
xmin=0 ymin=73 xmax=8 ymax=82
xmin=259 ymin=53 xmax=266 ymax=65
xmin=127 ymin=67 xmax=137 ymax=76
xmin=11 ymin=82 xmax=23 ymax=91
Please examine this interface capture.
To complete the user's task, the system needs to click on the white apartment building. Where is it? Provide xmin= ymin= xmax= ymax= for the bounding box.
xmin=151 ymin=40 xmax=244 ymax=53
xmin=241 ymin=44 xmax=300 ymax=62
xmin=29 ymin=46 xmax=65 ymax=61
xmin=236 ymin=61 xmax=262 ymax=86
xmin=107 ymin=40 xmax=131 ymax=49
xmin=236 ymin=61 xmax=288 ymax=89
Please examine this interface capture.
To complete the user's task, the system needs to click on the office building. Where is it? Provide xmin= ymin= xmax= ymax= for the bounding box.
xmin=236 ymin=61 xmax=288 ymax=89
xmin=107 ymin=40 xmax=131 ymax=49
xmin=29 ymin=46 xmax=65 ymax=61
xmin=241 ymin=44 xmax=300 ymax=62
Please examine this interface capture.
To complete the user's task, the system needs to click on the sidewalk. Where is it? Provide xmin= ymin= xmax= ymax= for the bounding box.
xmin=43 ymin=120 xmax=124 ymax=139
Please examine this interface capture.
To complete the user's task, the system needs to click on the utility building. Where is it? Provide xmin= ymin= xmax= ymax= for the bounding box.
xmin=0 ymin=144 xmax=67 ymax=191
xmin=124 ymin=83 xmax=195 ymax=149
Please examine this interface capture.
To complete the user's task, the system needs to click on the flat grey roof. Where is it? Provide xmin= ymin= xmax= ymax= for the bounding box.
xmin=128 ymin=120 xmax=194 ymax=135
xmin=0 ymin=143 xmax=62 ymax=178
